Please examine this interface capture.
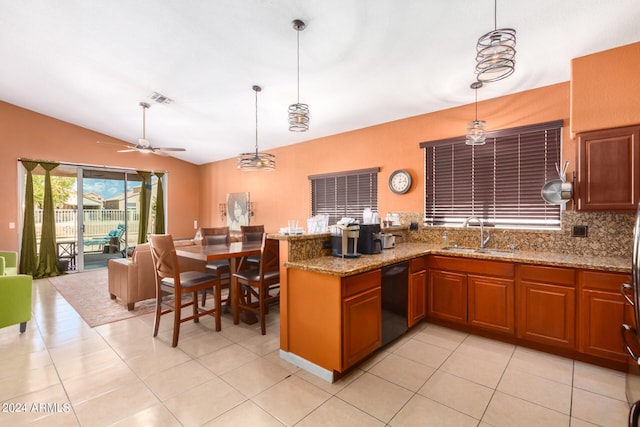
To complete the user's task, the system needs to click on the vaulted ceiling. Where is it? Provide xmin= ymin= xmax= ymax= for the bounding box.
xmin=1 ymin=0 xmax=639 ymax=165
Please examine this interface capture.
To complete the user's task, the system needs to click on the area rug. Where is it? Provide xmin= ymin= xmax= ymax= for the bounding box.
xmin=48 ymin=268 xmax=157 ymax=328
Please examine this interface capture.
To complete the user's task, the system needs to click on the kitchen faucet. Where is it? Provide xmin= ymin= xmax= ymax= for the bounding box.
xmin=463 ymin=216 xmax=490 ymax=249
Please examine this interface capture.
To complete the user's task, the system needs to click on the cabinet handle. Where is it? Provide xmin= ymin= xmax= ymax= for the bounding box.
xmin=622 ymin=323 xmax=640 ymax=362
xmin=622 ymin=283 xmax=635 ymax=306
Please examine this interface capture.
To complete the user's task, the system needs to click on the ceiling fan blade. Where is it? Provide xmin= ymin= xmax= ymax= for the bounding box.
xmin=117 ymin=148 xmax=138 ymax=153
xmin=97 ymin=140 xmax=130 ymax=148
xmin=155 ymin=147 xmax=186 ymax=152
xmin=151 ymin=150 xmax=169 ymax=156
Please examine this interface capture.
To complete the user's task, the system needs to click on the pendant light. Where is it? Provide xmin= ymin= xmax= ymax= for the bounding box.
xmin=238 ymin=85 xmax=275 ymax=171
xmin=288 ymin=19 xmax=309 ymax=132
xmin=475 ymin=0 xmax=516 ymax=83
xmin=466 ymin=81 xmax=487 ymax=145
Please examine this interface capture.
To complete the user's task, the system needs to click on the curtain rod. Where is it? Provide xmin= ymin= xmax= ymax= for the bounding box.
xmin=17 ymin=158 xmax=167 ymax=174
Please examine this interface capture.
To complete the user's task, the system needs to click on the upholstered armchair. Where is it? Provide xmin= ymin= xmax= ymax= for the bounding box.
xmin=0 ymin=251 xmax=33 ymax=333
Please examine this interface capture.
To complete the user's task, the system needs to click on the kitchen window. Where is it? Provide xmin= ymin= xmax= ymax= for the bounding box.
xmin=420 ymin=120 xmax=563 ymax=228
xmin=309 ymin=168 xmax=379 ymax=225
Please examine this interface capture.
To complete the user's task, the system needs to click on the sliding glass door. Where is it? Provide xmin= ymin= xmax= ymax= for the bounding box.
xmin=23 ymin=162 xmax=163 ymax=273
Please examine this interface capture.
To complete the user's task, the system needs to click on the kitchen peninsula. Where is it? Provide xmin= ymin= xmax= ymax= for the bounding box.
xmin=272 ymin=233 xmax=631 ymax=383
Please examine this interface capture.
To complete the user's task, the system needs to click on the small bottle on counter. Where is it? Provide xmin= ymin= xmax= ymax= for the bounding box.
xmin=442 ymin=231 xmax=448 ymax=247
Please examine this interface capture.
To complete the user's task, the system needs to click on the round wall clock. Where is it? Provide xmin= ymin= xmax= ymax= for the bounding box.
xmin=388 ymin=169 xmax=412 ymax=194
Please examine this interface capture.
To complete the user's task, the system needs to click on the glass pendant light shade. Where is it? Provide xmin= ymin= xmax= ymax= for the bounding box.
xmin=466 ymin=81 xmax=487 ymax=145
xmin=238 ymin=85 xmax=275 ymax=171
xmin=466 ymin=120 xmax=487 ymax=145
xmin=288 ymin=19 xmax=309 ymax=132
xmin=475 ymin=0 xmax=516 ymax=83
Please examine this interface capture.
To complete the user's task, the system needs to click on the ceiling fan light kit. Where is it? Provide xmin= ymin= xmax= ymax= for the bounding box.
xmin=238 ymin=85 xmax=276 ymax=171
xmin=288 ymin=19 xmax=309 ymax=132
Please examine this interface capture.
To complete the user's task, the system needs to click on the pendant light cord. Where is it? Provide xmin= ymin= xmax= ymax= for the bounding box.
xmin=255 ymin=87 xmax=259 ymax=155
xmin=494 ymin=0 xmax=497 ymax=31
xmin=296 ymin=28 xmax=300 ymax=104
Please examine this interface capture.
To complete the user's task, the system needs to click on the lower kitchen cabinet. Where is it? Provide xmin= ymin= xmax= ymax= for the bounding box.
xmin=428 ymin=256 xmax=515 ymax=333
xmin=428 ymin=269 xmax=467 ymax=324
xmin=342 ymin=271 xmax=382 ymax=369
xmin=517 ymin=264 xmax=576 ymax=349
xmin=468 ymin=274 xmax=515 ymax=334
xmin=408 ymin=256 xmax=427 ymax=328
xmin=578 ymin=270 xmax=631 ymax=362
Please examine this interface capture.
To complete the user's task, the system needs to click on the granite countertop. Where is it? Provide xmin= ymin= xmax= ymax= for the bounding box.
xmin=284 ymin=242 xmax=631 ymax=277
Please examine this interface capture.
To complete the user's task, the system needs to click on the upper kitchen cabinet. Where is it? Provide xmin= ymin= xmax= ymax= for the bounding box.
xmin=571 ymin=42 xmax=640 ymax=135
xmin=576 ymin=125 xmax=640 ymax=211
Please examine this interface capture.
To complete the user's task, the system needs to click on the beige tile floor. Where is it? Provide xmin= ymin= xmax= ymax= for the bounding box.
xmin=0 ymin=272 xmax=632 ymax=426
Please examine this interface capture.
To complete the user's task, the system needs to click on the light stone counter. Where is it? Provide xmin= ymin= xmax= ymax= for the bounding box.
xmin=284 ymin=242 xmax=631 ymax=277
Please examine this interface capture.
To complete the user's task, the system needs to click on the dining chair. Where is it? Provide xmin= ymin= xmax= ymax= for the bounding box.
xmin=232 ymin=234 xmax=280 ymax=335
xmin=148 ymin=234 xmax=222 ymax=347
xmin=199 ymin=227 xmax=231 ymax=307
xmin=240 ymin=225 xmax=264 ymax=268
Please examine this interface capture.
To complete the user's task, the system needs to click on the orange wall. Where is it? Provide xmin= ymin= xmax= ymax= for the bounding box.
xmin=198 ymin=82 xmax=572 ymax=232
xmin=571 ymin=41 xmax=640 ymax=134
xmin=0 ymin=101 xmax=200 ymax=252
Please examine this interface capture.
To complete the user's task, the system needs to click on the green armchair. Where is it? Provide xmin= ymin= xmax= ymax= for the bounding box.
xmin=0 ymin=251 xmax=32 ymax=333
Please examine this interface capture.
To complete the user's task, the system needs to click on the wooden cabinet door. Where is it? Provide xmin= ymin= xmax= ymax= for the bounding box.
xmin=428 ymin=269 xmax=467 ymax=324
xmin=468 ymin=274 xmax=515 ymax=335
xmin=342 ymin=287 xmax=381 ymax=369
xmin=577 ymin=125 xmax=640 ymax=211
xmin=408 ymin=270 xmax=427 ymax=328
xmin=578 ymin=270 xmax=630 ymax=362
xmin=517 ymin=280 xmax=575 ymax=348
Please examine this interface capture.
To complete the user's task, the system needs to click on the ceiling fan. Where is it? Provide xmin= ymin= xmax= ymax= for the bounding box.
xmin=98 ymin=102 xmax=186 ymax=156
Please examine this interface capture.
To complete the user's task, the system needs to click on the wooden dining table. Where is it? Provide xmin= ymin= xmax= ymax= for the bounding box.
xmin=176 ymin=241 xmax=262 ymax=325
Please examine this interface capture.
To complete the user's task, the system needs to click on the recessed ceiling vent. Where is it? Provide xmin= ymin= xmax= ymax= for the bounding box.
xmin=150 ymin=92 xmax=173 ymax=105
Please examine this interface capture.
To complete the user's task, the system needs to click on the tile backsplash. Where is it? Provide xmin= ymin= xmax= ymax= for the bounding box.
xmin=394 ymin=211 xmax=635 ymax=259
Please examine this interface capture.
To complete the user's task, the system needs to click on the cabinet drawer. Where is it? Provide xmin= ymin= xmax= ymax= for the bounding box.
xmin=578 ymin=270 xmax=630 ymax=292
xmin=410 ymin=256 xmax=427 ymax=273
xmin=343 ymin=269 xmax=381 ymax=298
xmin=519 ymin=264 xmax=575 ymax=286
xmin=429 ymin=255 xmax=514 ymax=278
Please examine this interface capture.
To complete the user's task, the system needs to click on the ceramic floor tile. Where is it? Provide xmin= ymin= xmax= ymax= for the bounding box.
xmin=252 ymin=375 xmax=331 ymax=425
xmin=573 ymin=361 xmax=627 ymax=401
xmin=237 ymin=332 xmax=281 ymax=356
xmin=203 ymin=400 xmax=284 ymax=426
xmin=296 ymin=396 xmax=385 ymax=427
xmin=175 ymin=328 xmax=233 ymax=358
xmin=392 ymin=338 xmax=453 ymax=369
xmin=295 ymin=367 xmax=364 ymax=395
xmin=571 ymin=387 xmax=629 ymax=427
xmin=418 ymin=370 xmax=494 ymax=419
xmin=143 ymin=359 xmax=217 ymax=401
xmin=507 ymin=346 xmax=574 ymax=386
xmin=163 ymin=376 xmax=246 ymax=426
xmin=482 ymin=391 xmax=570 ymax=427
xmin=439 ymin=350 xmax=508 ymax=389
xmin=412 ymin=323 xmax=468 ymax=351
xmin=0 ymin=383 xmax=74 ymax=427
xmin=368 ymin=352 xmax=436 ymax=391
xmin=336 ymin=372 xmax=414 ymax=423
xmin=109 ymin=403 xmax=182 ymax=427
xmin=389 ymin=394 xmax=479 ymax=427
xmin=63 ymin=361 xmax=139 ymax=405
xmin=197 ymin=343 xmax=259 ymax=375
xmin=0 ymin=364 xmax=61 ymax=402
xmin=124 ymin=345 xmax=193 ymax=378
xmin=263 ymin=349 xmax=300 ymax=374
xmin=497 ymin=364 xmax=572 ymax=414
xmin=73 ymin=380 xmax=160 ymax=427
xmin=455 ymin=334 xmax=515 ymax=365
xmin=220 ymin=357 xmax=292 ymax=397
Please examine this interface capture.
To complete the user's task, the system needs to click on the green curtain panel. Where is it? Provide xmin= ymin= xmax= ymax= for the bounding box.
xmin=154 ymin=172 xmax=165 ymax=234
xmin=19 ymin=160 xmax=38 ymax=275
xmin=35 ymin=162 xmax=61 ymax=278
xmin=137 ymin=171 xmax=151 ymax=244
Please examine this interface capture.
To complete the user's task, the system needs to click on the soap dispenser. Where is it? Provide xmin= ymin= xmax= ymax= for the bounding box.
xmin=442 ymin=230 xmax=449 ymax=247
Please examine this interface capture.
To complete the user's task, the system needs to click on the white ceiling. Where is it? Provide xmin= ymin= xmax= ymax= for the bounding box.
xmin=1 ymin=0 xmax=639 ymax=165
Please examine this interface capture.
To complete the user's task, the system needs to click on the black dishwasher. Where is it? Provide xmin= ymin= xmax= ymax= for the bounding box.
xmin=381 ymin=261 xmax=409 ymax=346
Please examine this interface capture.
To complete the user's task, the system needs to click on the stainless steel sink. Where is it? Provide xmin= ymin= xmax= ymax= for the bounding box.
xmin=441 ymin=247 xmax=514 ymax=256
